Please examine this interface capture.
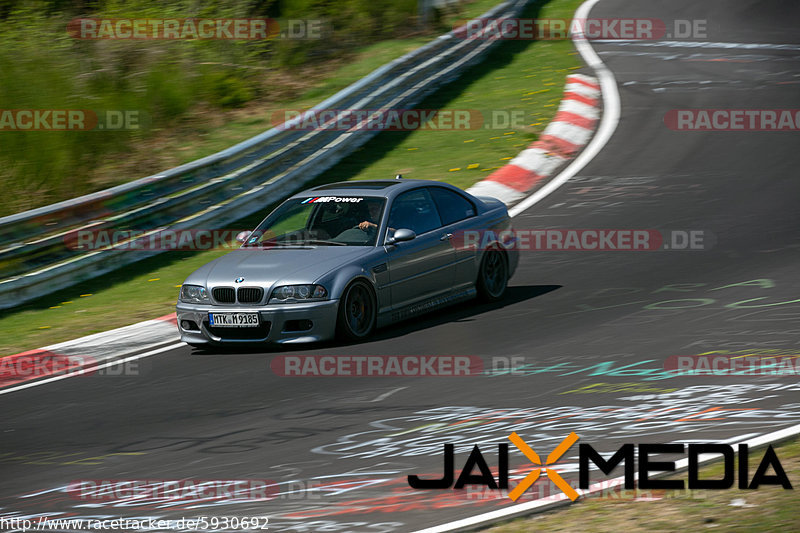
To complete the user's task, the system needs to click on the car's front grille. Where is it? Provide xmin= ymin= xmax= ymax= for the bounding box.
xmin=205 ymin=321 xmax=271 ymax=340
xmin=237 ymin=287 xmax=264 ymax=303
xmin=213 ymin=287 xmax=235 ymax=304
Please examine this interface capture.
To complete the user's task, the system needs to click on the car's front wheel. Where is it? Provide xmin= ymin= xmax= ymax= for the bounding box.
xmin=476 ymin=248 xmax=508 ymax=302
xmin=337 ymin=279 xmax=377 ymax=341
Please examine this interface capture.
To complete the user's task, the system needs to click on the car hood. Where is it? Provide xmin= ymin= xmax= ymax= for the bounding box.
xmin=185 ymin=246 xmax=374 ymax=287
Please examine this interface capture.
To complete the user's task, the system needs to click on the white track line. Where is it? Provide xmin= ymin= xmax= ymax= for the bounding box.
xmin=0 ymin=342 xmax=185 ymax=396
xmin=371 ymin=387 xmax=408 ymax=402
xmin=509 ymin=0 xmax=619 ymax=218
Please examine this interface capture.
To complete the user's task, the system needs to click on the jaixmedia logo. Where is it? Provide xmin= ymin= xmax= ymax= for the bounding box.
xmin=408 ymin=433 xmax=792 ymax=501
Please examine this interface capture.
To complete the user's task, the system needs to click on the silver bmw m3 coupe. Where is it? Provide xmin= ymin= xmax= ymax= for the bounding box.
xmin=176 ymin=178 xmax=518 ymax=346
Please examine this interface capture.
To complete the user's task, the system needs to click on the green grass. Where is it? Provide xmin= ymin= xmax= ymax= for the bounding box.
xmin=0 ymin=0 xmax=584 ymax=356
xmin=106 ymin=0 xmax=511 ymax=170
xmin=131 ymin=0 xmax=509 ymax=168
xmin=325 ymin=50 xmax=580 ymax=190
xmin=319 ymin=0 xmax=586 ymax=189
xmin=486 ymin=437 xmax=800 ymax=532
xmin=152 ymin=36 xmax=433 ymax=168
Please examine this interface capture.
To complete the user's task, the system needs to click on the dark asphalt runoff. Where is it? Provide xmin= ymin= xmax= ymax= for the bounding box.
xmin=2 ymin=1 xmax=800 ymax=532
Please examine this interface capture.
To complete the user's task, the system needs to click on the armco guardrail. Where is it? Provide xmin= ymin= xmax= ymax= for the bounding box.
xmin=0 ymin=0 xmax=528 ymax=310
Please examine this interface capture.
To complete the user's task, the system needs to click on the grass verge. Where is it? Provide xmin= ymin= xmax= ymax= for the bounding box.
xmin=486 ymin=437 xmax=800 ymax=532
xmin=0 ymin=0 xmax=584 ymax=355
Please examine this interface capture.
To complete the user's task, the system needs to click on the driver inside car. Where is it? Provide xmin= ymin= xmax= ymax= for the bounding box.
xmin=357 ymin=201 xmax=382 ymax=234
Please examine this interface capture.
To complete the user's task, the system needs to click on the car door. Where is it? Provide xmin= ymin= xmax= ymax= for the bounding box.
xmin=429 ymin=186 xmax=480 ymax=291
xmin=384 ymin=188 xmax=456 ymax=312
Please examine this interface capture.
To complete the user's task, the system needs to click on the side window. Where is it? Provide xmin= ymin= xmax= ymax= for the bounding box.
xmin=387 ymin=189 xmax=443 ymax=237
xmin=430 ymin=187 xmax=476 ymax=226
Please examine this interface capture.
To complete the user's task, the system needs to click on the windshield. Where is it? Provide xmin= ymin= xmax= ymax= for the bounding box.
xmin=243 ymin=195 xmax=386 ymax=247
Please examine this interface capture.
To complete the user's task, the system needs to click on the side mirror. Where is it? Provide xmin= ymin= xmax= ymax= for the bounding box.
xmin=386 ymin=228 xmax=416 ymax=245
xmin=236 ymin=230 xmax=252 ymax=244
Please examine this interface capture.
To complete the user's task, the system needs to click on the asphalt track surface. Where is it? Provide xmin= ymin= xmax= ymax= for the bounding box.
xmin=3 ymin=1 xmax=800 ymax=532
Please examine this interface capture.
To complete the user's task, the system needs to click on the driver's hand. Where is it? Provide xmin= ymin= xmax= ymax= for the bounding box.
xmin=358 ymin=221 xmax=374 ymax=231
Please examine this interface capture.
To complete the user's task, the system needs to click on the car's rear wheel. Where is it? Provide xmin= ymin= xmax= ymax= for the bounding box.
xmin=477 ymin=249 xmax=508 ymax=302
xmin=337 ymin=279 xmax=377 ymax=341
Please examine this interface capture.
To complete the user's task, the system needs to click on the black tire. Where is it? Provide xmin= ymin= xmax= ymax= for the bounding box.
xmin=476 ymin=249 xmax=508 ymax=302
xmin=337 ymin=279 xmax=377 ymax=341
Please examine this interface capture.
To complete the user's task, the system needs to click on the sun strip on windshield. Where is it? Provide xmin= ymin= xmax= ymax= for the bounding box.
xmin=301 ymin=196 xmax=364 ymax=203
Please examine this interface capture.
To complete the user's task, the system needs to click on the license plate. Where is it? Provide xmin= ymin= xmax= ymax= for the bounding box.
xmin=209 ymin=312 xmax=260 ymax=327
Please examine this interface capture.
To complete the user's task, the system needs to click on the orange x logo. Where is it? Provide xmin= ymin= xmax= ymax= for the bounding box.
xmin=507 ymin=432 xmax=580 ymax=501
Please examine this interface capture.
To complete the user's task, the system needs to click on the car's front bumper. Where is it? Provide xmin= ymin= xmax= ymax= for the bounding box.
xmin=176 ymin=299 xmax=339 ymax=345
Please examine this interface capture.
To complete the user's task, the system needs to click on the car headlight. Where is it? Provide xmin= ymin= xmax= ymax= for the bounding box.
xmin=270 ymin=284 xmax=327 ymax=303
xmin=180 ymin=284 xmax=210 ymax=303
